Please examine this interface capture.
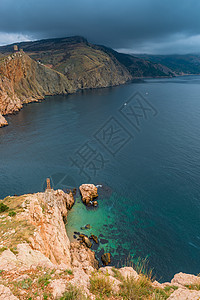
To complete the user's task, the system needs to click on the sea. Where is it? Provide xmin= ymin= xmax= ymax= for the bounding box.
xmin=1 ymin=75 xmax=200 ymax=282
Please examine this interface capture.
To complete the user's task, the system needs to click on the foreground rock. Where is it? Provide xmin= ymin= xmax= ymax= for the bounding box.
xmin=79 ymin=184 xmax=98 ymax=205
xmin=168 ymin=288 xmax=200 ymax=299
xmin=0 ymin=189 xmax=200 ymax=299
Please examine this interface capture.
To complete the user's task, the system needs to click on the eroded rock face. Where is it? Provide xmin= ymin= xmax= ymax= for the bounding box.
xmin=79 ymin=184 xmax=98 ymax=205
xmin=70 ymin=241 xmax=98 ymax=272
xmin=27 ymin=189 xmax=74 ymax=267
xmin=0 ymin=52 xmax=75 ymax=121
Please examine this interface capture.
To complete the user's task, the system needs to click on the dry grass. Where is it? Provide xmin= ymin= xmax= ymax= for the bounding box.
xmin=0 ymin=267 xmax=74 ymax=299
xmin=0 ymin=195 xmax=35 ymax=250
xmin=90 ymin=273 xmax=113 ymax=298
xmin=59 ymin=284 xmax=88 ymax=300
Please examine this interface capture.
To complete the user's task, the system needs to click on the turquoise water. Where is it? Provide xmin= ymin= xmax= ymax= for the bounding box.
xmin=1 ymin=76 xmax=200 ymax=281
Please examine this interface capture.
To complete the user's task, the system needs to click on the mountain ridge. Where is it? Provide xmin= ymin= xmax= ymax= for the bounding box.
xmin=0 ymin=36 xmax=175 ymax=127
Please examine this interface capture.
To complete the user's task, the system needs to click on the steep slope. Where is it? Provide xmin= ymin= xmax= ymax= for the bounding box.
xmin=0 ymin=36 xmax=174 ymax=85
xmin=93 ymin=44 xmax=175 ymax=77
xmin=0 ymin=51 xmax=75 ymax=125
xmin=136 ymin=54 xmax=200 ymax=75
xmin=0 ymin=37 xmax=132 ymax=91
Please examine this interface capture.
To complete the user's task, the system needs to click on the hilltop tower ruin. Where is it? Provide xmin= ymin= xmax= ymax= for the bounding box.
xmin=13 ymin=45 xmax=18 ymax=52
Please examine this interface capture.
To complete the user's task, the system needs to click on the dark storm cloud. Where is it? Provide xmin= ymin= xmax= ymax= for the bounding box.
xmin=0 ymin=0 xmax=200 ymax=53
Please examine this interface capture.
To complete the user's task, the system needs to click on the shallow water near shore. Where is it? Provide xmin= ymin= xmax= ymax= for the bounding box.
xmin=1 ymin=76 xmax=200 ymax=282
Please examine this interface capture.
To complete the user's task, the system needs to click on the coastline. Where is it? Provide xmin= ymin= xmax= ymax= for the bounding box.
xmin=2 ymin=71 xmax=200 ymax=129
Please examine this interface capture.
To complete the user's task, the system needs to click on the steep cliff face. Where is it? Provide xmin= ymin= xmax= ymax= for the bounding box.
xmin=0 ymin=51 xmax=75 ymax=123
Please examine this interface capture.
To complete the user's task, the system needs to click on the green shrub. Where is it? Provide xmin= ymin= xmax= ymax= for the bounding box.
xmin=64 ymin=269 xmax=73 ymax=275
xmin=9 ymin=211 xmax=16 ymax=217
xmin=185 ymin=284 xmax=200 ymax=290
xmin=0 ymin=202 xmax=9 ymax=212
xmin=38 ymin=273 xmax=51 ymax=287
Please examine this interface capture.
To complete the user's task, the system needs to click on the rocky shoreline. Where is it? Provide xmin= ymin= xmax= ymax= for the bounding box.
xmin=0 ymin=184 xmax=199 ymax=299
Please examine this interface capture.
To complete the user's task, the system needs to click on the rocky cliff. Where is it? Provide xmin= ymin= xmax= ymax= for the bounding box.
xmin=0 ymin=187 xmax=199 ymax=299
xmin=0 ymin=51 xmax=75 ymax=126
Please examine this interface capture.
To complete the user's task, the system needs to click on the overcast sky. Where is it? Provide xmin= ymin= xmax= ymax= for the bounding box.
xmin=0 ymin=0 xmax=200 ymax=54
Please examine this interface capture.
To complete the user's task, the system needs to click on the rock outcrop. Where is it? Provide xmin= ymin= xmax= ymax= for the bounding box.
xmin=27 ymin=189 xmax=74 ymax=267
xmin=79 ymin=184 xmax=98 ymax=205
xmin=0 ymin=113 xmax=8 ymax=127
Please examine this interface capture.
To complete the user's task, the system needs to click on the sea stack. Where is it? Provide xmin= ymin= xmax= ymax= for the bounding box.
xmin=79 ymin=184 xmax=98 ymax=206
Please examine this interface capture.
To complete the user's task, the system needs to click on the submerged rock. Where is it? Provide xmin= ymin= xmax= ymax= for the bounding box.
xmin=85 ymin=224 xmax=91 ymax=230
xmin=79 ymin=184 xmax=98 ymax=206
xmin=100 ymin=238 xmax=108 ymax=244
xmin=101 ymin=253 xmax=111 ymax=266
xmin=82 ymin=236 xmax=92 ymax=248
xmin=93 ymin=201 xmax=98 ymax=207
xmin=90 ymin=235 xmax=99 ymax=244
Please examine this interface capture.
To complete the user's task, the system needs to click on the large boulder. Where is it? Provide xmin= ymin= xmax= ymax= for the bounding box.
xmin=171 ymin=272 xmax=200 ymax=286
xmin=79 ymin=184 xmax=98 ymax=206
xmin=118 ymin=267 xmax=139 ymax=280
xmin=168 ymin=288 xmax=200 ymax=299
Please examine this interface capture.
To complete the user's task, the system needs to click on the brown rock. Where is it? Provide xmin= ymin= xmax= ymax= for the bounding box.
xmin=93 ymin=201 xmax=98 ymax=207
xmin=82 ymin=236 xmax=92 ymax=248
xmin=85 ymin=224 xmax=91 ymax=229
xmin=79 ymin=184 xmax=98 ymax=206
xmin=90 ymin=235 xmax=98 ymax=244
xmin=101 ymin=253 xmax=111 ymax=266
xmin=0 ymin=52 xmax=75 ymax=126
xmin=0 ymin=114 xmax=8 ymax=128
